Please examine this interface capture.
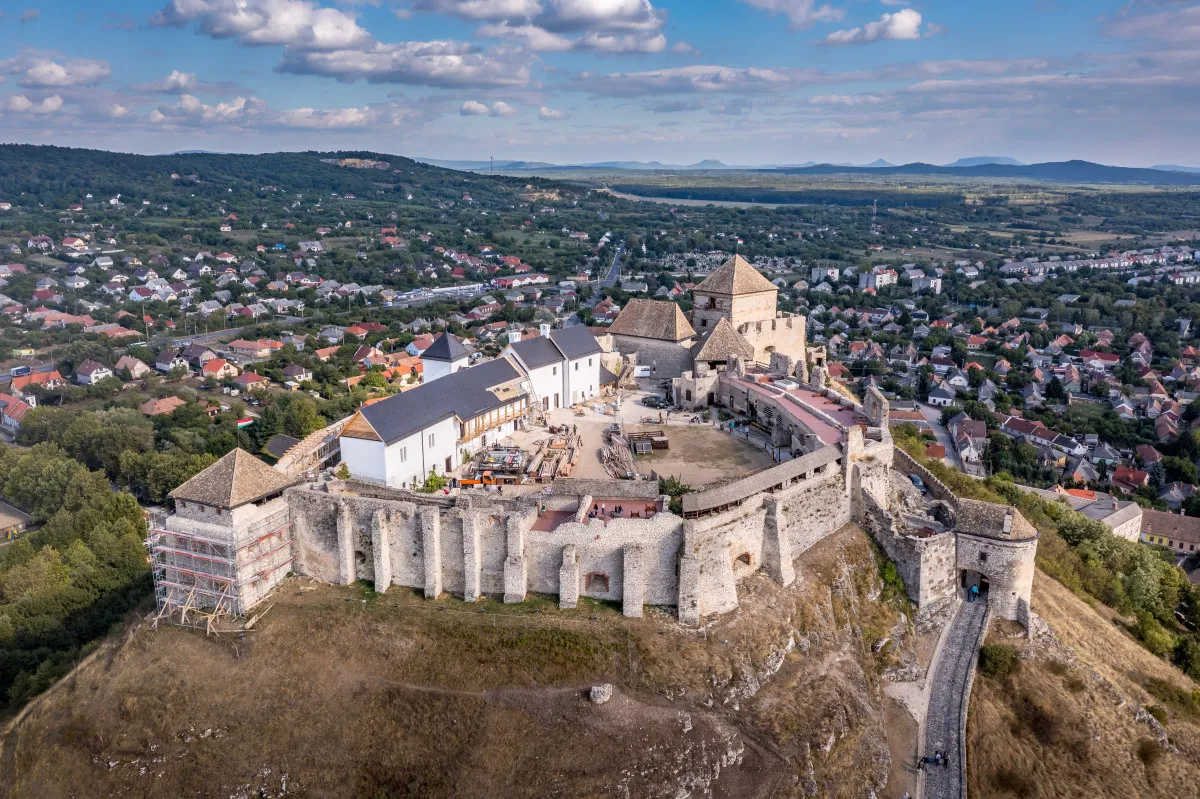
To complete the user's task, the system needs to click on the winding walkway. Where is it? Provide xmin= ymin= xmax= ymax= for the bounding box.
xmin=922 ymin=599 xmax=989 ymax=799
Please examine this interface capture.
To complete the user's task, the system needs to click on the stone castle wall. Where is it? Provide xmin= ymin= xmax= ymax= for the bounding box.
xmin=268 ymin=435 xmax=1036 ymax=627
xmin=738 ymin=314 xmax=806 ymax=367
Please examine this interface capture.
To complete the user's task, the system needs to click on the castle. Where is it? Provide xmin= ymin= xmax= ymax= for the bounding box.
xmin=148 ymin=256 xmax=1038 ymax=629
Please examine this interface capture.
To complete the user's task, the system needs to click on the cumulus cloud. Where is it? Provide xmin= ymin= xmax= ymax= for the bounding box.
xmin=135 ymin=70 xmax=197 ymax=93
xmin=5 ymin=93 xmax=62 ymax=114
xmin=822 ymin=9 xmax=925 ymax=46
xmin=274 ymin=105 xmax=377 ymax=128
xmin=150 ymin=0 xmax=373 ymax=50
xmin=108 ymin=103 xmax=132 ymax=118
xmin=465 ymin=0 xmax=671 ymax=53
xmin=477 ymin=21 xmax=575 ymax=51
xmin=739 ymin=0 xmax=843 ymax=29
xmin=280 ymin=40 xmax=531 ymax=87
xmin=0 ymin=54 xmax=111 ymax=88
xmin=131 ymin=70 xmax=247 ymax=95
xmin=414 ymin=0 xmax=541 ymax=20
xmin=461 ymin=99 xmax=516 ymax=116
xmin=538 ymin=105 xmax=566 ymax=120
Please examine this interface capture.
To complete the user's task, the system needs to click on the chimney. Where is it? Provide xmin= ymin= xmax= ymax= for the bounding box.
xmin=539 ymin=323 xmax=552 ymax=337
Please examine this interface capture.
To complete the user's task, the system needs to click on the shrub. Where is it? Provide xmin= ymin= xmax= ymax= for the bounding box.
xmin=1136 ymin=738 xmax=1162 ymax=768
xmin=1146 ymin=705 xmax=1168 ymax=725
xmin=979 ymin=643 xmax=1021 ymax=680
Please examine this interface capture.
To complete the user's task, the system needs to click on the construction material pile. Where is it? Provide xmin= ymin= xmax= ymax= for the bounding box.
xmin=524 ymin=431 xmax=583 ymax=482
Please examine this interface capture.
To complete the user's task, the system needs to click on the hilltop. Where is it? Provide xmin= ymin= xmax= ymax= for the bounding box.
xmin=0 ymin=525 xmax=913 ymax=799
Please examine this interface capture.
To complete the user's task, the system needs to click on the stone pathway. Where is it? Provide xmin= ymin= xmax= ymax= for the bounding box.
xmin=921 ymin=599 xmax=988 ymax=799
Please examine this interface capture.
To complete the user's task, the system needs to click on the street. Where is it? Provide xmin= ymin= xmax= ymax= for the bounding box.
xmin=917 ymin=402 xmax=964 ymax=471
xmin=601 ymin=244 xmax=624 ymax=287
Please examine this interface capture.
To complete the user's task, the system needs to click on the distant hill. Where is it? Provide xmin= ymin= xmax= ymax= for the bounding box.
xmin=769 ymin=159 xmax=1200 ymax=186
xmin=1151 ymin=164 xmax=1200 ymax=175
xmin=944 ymin=156 xmax=1025 ymax=167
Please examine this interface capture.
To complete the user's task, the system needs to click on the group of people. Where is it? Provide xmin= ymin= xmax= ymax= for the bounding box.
xmin=587 ymin=502 xmax=630 ymax=519
xmin=918 ymin=750 xmax=950 ymax=770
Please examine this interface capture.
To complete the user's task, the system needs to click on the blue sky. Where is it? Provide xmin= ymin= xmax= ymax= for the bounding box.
xmin=0 ymin=1 xmax=1197 ymax=165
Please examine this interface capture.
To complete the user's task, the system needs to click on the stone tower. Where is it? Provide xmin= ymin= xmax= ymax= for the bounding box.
xmin=690 ymin=254 xmax=779 ymax=332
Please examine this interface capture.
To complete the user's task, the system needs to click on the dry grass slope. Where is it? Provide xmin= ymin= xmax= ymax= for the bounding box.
xmin=969 ymin=571 xmax=1200 ymax=798
xmin=1 ymin=525 xmax=914 ymax=799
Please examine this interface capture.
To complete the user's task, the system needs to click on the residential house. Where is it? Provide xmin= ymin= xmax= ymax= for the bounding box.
xmin=234 ymin=372 xmax=271 ymax=391
xmin=75 ymin=359 xmax=114 ymax=385
xmin=140 ymin=396 xmax=188 ymax=416
xmin=201 ymin=359 xmax=239 ymax=380
xmin=155 ymin=347 xmax=190 ymax=374
xmin=114 ymin=355 xmax=151 ymax=379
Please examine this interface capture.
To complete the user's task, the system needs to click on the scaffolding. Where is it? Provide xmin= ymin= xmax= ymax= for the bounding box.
xmin=147 ymin=510 xmax=294 ymax=631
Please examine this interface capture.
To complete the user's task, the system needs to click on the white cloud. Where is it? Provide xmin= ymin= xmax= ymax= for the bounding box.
xmin=461 ymin=99 xmax=517 ymax=116
xmin=280 ymin=40 xmax=531 ymax=87
xmin=477 ymin=22 xmax=575 ymax=51
xmin=1107 ymin=5 xmax=1200 ymax=44
xmin=150 ymin=0 xmax=373 ymax=50
xmin=0 ymin=54 xmax=111 ymax=88
xmin=573 ymin=64 xmax=810 ymax=96
xmin=275 ymin=105 xmax=376 ymax=128
xmin=20 ymin=8 xmax=40 ymax=23
xmin=136 ymin=70 xmax=197 ymax=93
xmin=539 ymin=105 xmax=566 ymax=120
xmin=823 ymin=9 xmax=925 ymax=46
xmin=154 ymin=93 xmax=269 ymax=124
xmin=541 ymin=0 xmax=663 ymax=33
xmin=579 ymin=31 xmax=666 ymax=53
xmin=108 ymin=103 xmax=132 ymax=118
xmin=739 ymin=0 xmax=843 ymax=29
xmin=5 ymin=93 xmax=63 ymax=114
xmin=414 ymin=0 xmax=542 ymax=20
xmin=809 ymin=93 xmax=883 ymax=105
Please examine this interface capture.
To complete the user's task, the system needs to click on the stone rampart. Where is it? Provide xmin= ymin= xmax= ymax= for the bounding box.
xmin=893 ymin=447 xmax=956 ymax=503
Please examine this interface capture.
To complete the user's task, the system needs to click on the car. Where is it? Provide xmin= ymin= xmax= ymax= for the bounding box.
xmin=908 ymin=474 xmax=928 ymax=495
xmin=642 ymin=395 xmax=670 ymax=409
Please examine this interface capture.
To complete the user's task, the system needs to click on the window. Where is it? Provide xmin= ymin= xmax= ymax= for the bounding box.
xmin=574 ymin=362 xmax=579 ymax=371
xmin=398 ymin=446 xmax=407 ymax=462
xmin=588 ymin=358 xmax=592 ymax=366
xmin=552 ymin=366 xmax=557 ymax=375
xmin=979 ymin=552 xmax=988 ymax=563
xmin=428 ymin=433 xmax=435 ymax=447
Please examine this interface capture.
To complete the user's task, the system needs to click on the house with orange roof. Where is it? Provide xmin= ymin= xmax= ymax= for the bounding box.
xmin=11 ymin=370 xmax=64 ymax=392
xmin=201 ymin=359 xmax=239 ymax=380
xmin=140 ymin=396 xmax=188 ymax=416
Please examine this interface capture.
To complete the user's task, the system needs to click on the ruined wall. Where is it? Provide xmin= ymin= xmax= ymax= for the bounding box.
xmin=610 ymin=336 xmax=695 ymax=379
xmin=738 ymin=315 xmax=806 ymax=367
xmin=854 ymin=471 xmax=956 ymax=610
xmin=893 ymin=448 xmax=956 ymax=503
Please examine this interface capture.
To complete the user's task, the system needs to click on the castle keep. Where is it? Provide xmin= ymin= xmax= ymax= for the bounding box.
xmin=150 ymin=256 xmax=1039 ymax=629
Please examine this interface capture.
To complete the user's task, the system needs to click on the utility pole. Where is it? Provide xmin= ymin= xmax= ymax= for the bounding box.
xmin=490 ymin=156 xmax=494 ymax=175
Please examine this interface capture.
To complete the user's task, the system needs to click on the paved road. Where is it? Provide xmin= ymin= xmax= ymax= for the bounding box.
xmin=601 ymin=245 xmax=624 ymax=287
xmin=922 ymin=599 xmax=988 ymax=799
xmin=917 ymin=402 xmax=963 ymax=471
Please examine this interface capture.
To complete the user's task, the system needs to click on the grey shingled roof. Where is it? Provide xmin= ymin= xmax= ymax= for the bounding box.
xmin=608 ymin=298 xmax=696 ymax=342
xmin=264 ymin=433 xmax=301 ymax=459
xmin=423 ymin=332 xmax=470 ymax=362
xmin=169 ymin=448 xmax=298 ymax=509
xmin=549 ymin=326 xmax=602 ymax=360
xmin=354 ymin=358 xmax=526 ymax=445
xmin=511 ymin=336 xmax=562 ymax=369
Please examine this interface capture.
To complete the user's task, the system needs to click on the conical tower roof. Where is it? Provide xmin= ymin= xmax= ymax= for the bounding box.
xmin=694 ymin=254 xmax=777 ymax=295
xmin=423 ymin=332 xmax=470 ymax=362
xmin=169 ymin=448 xmax=297 ymax=509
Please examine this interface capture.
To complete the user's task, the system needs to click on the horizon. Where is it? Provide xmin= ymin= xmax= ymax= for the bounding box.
xmin=0 ymin=2 xmax=1198 ymax=166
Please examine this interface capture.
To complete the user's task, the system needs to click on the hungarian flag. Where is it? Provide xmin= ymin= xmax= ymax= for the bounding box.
xmin=736 ymin=237 xmax=743 ymax=245
xmin=237 ymin=418 xmax=254 ymax=428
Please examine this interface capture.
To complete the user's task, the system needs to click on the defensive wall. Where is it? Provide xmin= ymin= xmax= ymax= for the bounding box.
xmin=282 ymin=430 xmax=902 ymax=625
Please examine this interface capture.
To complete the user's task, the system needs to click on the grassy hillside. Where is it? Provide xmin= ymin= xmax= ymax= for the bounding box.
xmin=969 ymin=571 xmax=1200 ymax=797
xmin=0 ymin=525 xmax=914 ymax=799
